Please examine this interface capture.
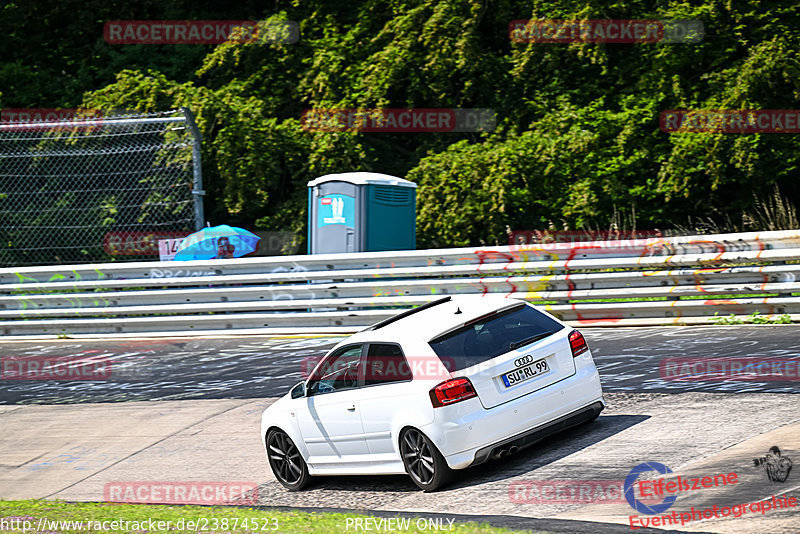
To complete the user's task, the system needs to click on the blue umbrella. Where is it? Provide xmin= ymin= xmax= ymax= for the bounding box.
xmin=173 ymin=225 xmax=260 ymax=261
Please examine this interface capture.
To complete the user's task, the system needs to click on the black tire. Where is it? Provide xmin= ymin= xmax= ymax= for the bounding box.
xmin=400 ymin=428 xmax=453 ymax=492
xmin=266 ymin=429 xmax=311 ymax=491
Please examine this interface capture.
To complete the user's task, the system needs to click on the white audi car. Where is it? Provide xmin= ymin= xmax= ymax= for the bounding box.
xmin=261 ymin=294 xmax=605 ymax=491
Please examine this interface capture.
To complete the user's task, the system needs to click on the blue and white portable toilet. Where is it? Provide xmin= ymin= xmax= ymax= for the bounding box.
xmin=307 ymin=172 xmax=417 ymax=254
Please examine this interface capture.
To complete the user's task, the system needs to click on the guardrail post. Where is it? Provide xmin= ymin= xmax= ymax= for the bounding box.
xmin=182 ymin=107 xmax=205 ymax=231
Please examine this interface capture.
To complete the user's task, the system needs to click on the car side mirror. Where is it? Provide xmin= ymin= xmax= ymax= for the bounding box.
xmin=290 ymin=381 xmax=307 ymax=399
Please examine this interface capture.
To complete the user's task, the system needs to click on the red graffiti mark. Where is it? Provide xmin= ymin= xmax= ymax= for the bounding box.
xmin=477 ymin=277 xmax=489 ymax=295
xmin=756 ymin=265 xmax=771 ymax=291
xmin=566 ymin=273 xmax=576 ymax=300
xmin=507 ymin=247 xmax=536 ymax=262
xmin=474 ymin=250 xmax=529 ymax=297
xmin=563 ymin=244 xmax=597 ymax=270
xmin=473 ymin=251 xmax=518 ymax=295
xmin=508 ymin=242 xmax=566 ymax=255
xmin=475 ymin=250 xmax=516 ymax=268
xmin=505 ymin=275 xmax=518 ymax=297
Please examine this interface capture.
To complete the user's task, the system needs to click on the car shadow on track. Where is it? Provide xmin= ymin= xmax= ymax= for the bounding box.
xmin=441 ymin=414 xmax=650 ymax=491
xmin=256 ymin=414 xmax=649 ymax=503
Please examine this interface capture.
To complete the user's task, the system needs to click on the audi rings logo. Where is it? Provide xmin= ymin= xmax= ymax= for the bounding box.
xmin=514 ymin=355 xmax=535 ymax=368
xmin=624 ymin=462 xmax=677 ymax=515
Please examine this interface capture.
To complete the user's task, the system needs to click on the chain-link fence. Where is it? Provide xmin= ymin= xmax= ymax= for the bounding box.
xmin=0 ymin=109 xmax=203 ymax=267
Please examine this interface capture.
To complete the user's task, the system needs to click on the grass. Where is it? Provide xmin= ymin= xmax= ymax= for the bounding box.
xmin=710 ymin=311 xmax=793 ymax=325
xmin=0 ymin=500 xmax=541 ymax=534
xmin=564 ymin=293 xmax=787 ymax=304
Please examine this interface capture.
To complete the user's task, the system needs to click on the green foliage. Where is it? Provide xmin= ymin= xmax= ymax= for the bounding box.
xmin=5 ymin=1 xmax=800 ymax=249
xmin=711 ymin=311 xmax=794 ymax=325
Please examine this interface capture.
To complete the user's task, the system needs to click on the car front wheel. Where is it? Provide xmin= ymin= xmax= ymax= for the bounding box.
xmin=400 ymin=428 xmax=453 ymax=492
xmin=266 ymin=429 xmax=311 ymax=491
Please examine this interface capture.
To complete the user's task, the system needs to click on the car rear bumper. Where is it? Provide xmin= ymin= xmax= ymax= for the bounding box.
xmin=423 ymin=353 xmax=604 ymax=469
xmin=470 ymin=400 xmax=604 ymax=466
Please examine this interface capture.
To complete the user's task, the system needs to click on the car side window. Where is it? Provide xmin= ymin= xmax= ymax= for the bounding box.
xmin=364 ymin=343 xmax=413 ymax=386
xmin=308 ymin=345 xmax=363 ymax=395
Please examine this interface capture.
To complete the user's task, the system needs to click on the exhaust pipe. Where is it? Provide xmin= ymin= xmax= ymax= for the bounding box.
xmin=491 ymin=448 xmax=508 ymax=460
xmin=491 ymin=444 xmax=520 ymax=460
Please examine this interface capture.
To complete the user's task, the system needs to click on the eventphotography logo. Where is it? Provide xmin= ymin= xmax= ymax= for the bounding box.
xmin=620 ymin=461 xmax=795 ymax=529
xmin=624 ymin=462 xmax=678 ymax=515
xmin=753 ymin=446 xmax=793 ymax=483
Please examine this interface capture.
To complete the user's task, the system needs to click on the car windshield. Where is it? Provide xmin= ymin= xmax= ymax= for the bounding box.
xmin=428 ymin=304 xmax=564 ymax=372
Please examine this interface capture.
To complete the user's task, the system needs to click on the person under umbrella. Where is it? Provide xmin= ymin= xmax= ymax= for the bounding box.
xmin=215 ymin=236 xmax=236 ymax=259
xmin=173 ymin=224 xmax=260 ymax=261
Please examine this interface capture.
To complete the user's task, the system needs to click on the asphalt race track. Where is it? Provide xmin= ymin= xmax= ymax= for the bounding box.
xmin=2 ymin=326 xmax=799 ymax=404
xmin=1 ymin=326 xmax=799 ymax=533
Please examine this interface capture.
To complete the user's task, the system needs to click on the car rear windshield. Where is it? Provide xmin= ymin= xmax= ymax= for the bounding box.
xmin=428 ymin=304 xmax=565 ymax=372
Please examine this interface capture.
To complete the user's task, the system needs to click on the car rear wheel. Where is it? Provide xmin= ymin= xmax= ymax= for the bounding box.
xmin=267 ymin=429 xmax=311 ymax=491
xmin=400 ymin=428 xmax=452 ymax=492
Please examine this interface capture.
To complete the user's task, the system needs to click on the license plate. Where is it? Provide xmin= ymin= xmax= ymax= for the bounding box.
xmin=502 ymin=359 xmax=549 ymax=387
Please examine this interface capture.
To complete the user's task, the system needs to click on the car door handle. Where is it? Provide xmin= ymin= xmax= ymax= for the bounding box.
xmin=346 ymin=405 xmax=356 ymax=412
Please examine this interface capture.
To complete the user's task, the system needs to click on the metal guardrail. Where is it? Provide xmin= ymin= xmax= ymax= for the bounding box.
xmin=1 ymin=230 xmax=800 ymax=337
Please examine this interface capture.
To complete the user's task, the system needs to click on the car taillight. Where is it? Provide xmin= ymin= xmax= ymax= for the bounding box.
xmin=569 ymin=330 xmax=589 ymax=357
xmin=430 ymin=378 xmax=477 ymax=408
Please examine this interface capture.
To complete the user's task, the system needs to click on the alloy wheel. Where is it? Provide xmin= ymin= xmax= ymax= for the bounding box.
xmin=267 ymin=430 xmax=304 ymax=486
xmin=401 ymin=428 xmax=436 ymax=485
